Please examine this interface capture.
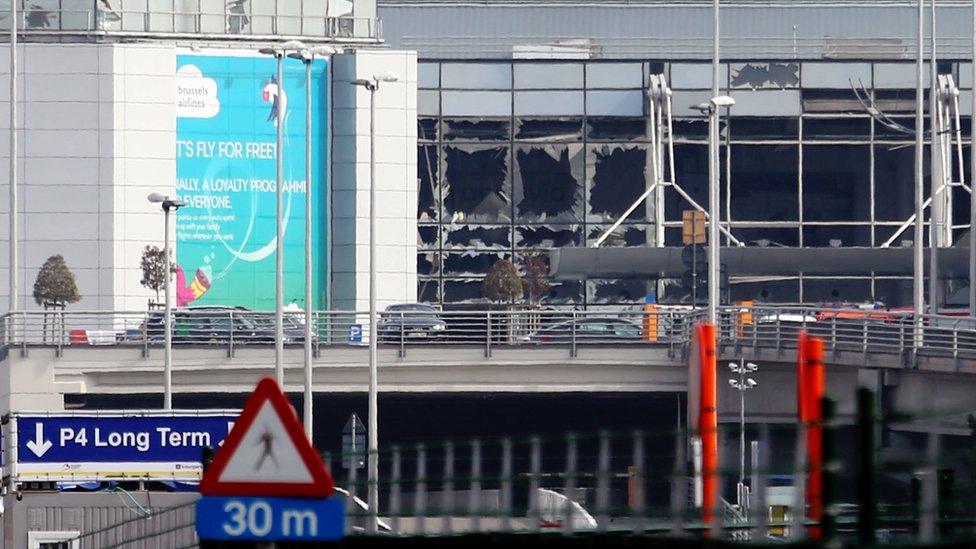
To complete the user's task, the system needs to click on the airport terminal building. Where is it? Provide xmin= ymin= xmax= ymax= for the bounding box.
xmin=0 ymin=0 xmax=973 ymax=314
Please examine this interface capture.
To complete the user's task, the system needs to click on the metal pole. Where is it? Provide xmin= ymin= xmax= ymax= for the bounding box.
xmin=275 ymin=52 xmax=285 ymax=385
xmin=970 ymin=0 xmax=976 ymax=318
xmin=163 ymin=205 xmax=173 ymax=409
xmin=708 ymin=0 xmax=720 ymax=325
xmin=8 ymin=0 xmax=17 ymax=314
xmin=367 ymin=81 xmax=379 ymax=534
xmin=930 ymin=0 xmax=942 ymax=313
xmin=915 ymin=0 xmax=926 ymax=340
xmin=303 ymin=56 xmax=313 ymax=436
xmin=739 ymin=363 xmax=745 ymax=486
xmin=325 ymin=56 xmax=333 ymax=313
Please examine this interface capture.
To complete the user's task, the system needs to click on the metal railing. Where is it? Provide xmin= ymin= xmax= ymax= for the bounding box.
xmin=1 ymin=306 xmax=975 ymax=363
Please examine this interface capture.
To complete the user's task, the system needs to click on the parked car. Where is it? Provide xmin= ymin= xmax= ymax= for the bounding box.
xmin=521 ymin=317 xmax=643 ymax=344
xmin=377 ymin=303 xmax=447 ymax=342
xmin=138 ymin=306 xmax=305 ymax=345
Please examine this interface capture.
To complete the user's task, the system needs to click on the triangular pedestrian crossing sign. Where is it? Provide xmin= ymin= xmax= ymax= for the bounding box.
xmin=200 ymin=377 xmax=334 ymax=498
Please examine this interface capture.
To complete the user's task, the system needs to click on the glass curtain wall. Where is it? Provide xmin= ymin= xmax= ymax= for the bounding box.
xmin=418 ymin=60 xmax=974 ymax=308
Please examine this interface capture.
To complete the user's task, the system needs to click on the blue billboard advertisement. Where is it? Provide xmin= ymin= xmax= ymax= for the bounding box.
xmin=175 ymin=54 xmax=328 ymax=310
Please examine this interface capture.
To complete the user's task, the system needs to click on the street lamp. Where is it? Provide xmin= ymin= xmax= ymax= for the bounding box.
xmin=147 ymin=192 xmax=188 ymax=410
xmin=729 ymin=359 xmax=758 ymax=507
xmin=351 ymin=70 xmax=399 ymax=534
xmin=259 ymin=41 xmax=306 ymax=386
xmin=287 ymin=44 xmax=342 ymax=437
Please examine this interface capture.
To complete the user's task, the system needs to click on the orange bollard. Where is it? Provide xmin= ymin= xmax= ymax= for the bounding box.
xmin=696 ymin=323 xmax=719 ymax=532
xmin=644 ymin=302 xmax=659 ymax=342
xmin=803 ymin=336 xmax=826 ymax=539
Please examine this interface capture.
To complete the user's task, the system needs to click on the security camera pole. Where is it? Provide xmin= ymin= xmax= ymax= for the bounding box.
xmin=147 ymin=193 xmax=188 ymax=410
xmin=351 ymin=70 xmax=400 ymax=533
xmin=729 ymin=359 xmax=758 ymax=505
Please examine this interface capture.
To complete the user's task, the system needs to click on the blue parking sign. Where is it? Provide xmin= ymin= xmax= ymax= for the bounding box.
xmin=349 ymin=324 xmax=363 ymax=343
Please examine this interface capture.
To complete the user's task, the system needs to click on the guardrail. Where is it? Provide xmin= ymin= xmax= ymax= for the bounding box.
xmin=1 ymin=306 xmax=975 ymax=363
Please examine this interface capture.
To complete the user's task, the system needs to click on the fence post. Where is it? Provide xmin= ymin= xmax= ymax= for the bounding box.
xmin=142 ymin=311 xmax=149 ymax=358
xmin=55 ymin=311 xmax=63 ymax=358
xmin=485 ymin=311 xmax=492 ymax=358
xmin=399 ymin=312 xmax=405 ymax=358
xmin=227 ymin=311 xmax=234 ymax=358
xmin=857 ymin=387 xmax=876 ymax=546
xmin=570 ymin=310 xmax=578 ymax=358
xmin=313 ymin=311 xmax=321 ymax=358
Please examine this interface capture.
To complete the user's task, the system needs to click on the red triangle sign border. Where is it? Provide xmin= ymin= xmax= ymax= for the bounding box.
xmin=200 ymin=377 xmax=334 ymax=498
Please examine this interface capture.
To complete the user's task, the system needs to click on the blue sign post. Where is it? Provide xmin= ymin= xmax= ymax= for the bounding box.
xmin=196 ymin=496 xmax=345 ymax=541
xmin=13 ymin=412 xmax=238 ymax=482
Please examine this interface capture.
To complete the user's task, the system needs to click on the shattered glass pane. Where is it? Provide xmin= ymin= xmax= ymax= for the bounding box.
xmin=803 ymin=117 xmax=871 ymax=140
xmin=417 ymin=252 xmax=439 ymax=275
xmin=444 ymin=118 xmax=511 ymax=141
xmin=544 ymin=280 xmax=583 ymax=305
xmin=730 ymin=62 xmax=799 ymax=89
xmin=443 ymin=251 xmax=508 ymax=277
xmin=418 ymin=144 xmax=438 ymax=222
xmin=803 ymin=145 xmax=870 ymax=222
xmin=587 ymin=144 xmax=647 ymax=223
xmin=516 ymin=226 xmax=581 ymax=248
xmin=418 ymin=278 xmax=440 ymax=303
xmin=671 ymin=119 xmax=717 ymax=141
xmin=443 ymin=225 xmax=511 ymax=249
xmin=514 ymin=144 xmax=584 ymax=223
xmin=585 ymin=225 xmax=651 ymax=247
xmin=731 ymin=227 xmax=800 ymax=248
xmin=587 ymin=279 xmax=648 ymax=304
xmin=665 ymin=144 xmax=708 ymax=220
xmin=801 ymin=89 xmax=866 ymax=114
xmin=442 ymin=145 xmax=511 ymax=223
xmin=418 ymin=225 xmax=438 ymax=247
xmin=803 ymin=226 xmax=871 ymax=247
xmin=729 ymin=117 xmax=798 ymax=140
xmin=729 ymin=145 xmax=799 ymax=221
xmin=418 ymin=118 xmax=438 ymax=141
xmin=587 ymin=117 xmax=646 ymax=141
xmin=515 ymin=118 xmax=584 ymax=141
xmin=443 ymin=279 xmax=488 ymax=303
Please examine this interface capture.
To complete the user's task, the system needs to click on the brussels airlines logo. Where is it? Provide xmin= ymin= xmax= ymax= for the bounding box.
xmin=176 ymin=64 xmax=220 ymax=119
xmin=262 ymin=75 xmax=287 ymax=127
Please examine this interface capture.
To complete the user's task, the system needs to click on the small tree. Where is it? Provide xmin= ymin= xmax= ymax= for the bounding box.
xmin=140 ymin=245 xmax=169 ymax=305
xmin=483 ymin=259 xmax=522 ymax=307
xmin=33 ymin=255 xmax=81 ymax=308
xmin=521 ymin=253 xmax=551 ymax=307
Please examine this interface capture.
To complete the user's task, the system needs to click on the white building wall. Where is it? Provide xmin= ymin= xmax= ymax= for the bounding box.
xmin=0 ymin=43 xmax=176 ymax=313
xmin=0 ymin=43 xmax=416 ymax=314
xmin=332 ymin=49 xmax=418 ymax=311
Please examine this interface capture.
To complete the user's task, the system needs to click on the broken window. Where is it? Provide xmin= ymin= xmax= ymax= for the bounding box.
xmin=417 ymin=252 xmax=439 ymax=275
xmin=800 ymin=89 xmax=866 ymax=114
xmin=418 ymin=118 xmax=438 ymax=141
xmin=545 ymin=280 xmax=583 ymax=304
xmin=443 ymin=225 xmax=511 ymax=249
xmin=672 ymin=119 xmax=710 ymax=141
xmin=516 ymin=226 xmax=581 ymax=248
xmin=443 ymin=251 xmax=507 ymax=277
xmin=515 ymin=118 xmax=584 ymax=142
xmin=730 ymin=62 xmax=799 ymax=89
xmin=874 ymin=144 xmax=919 ymax=221
xmin=418 ymin=278 xmax=440 ymax=303
xmin=729 ymin=117 xmax=798 ymax=141
xmin=729 ymin=145 xmax=799 ymax=221
xmin=442 ymin=145 xmax=511 ymax=223
xmin=586 ymin=144 xmax=647 ymax=223
xmin=665 ymin=144 xmax=708 ymax=220
xmin=803 ymin=225 xmax=871 ymax=247
xmin=873 ymin=278 xmax=913 ymax=308
xmin=514 ymin=144 xmax=584 ymax=222
xmin=418 ymin=226 xmax=438 ymax=247
xmin=803 ymin=117 xmax=871 ymax=141
xmin=444 ymin=119 xmax=510 ymax=141
xmin=443 ymin=279 xmax=488 ymax=303
xmin=586 ymin=225 xmax=650 ymax=247
xmin=803 ymin=145 xmax=870 ymax=221
xmin=802 ymin=278 xmax=871 ymax=304
xmin=418 ymin=144 xmax=439 ymax=222
xmin=587 ymin=117 xmax=645 ymax=141
xmin=587 ymin=279 xmax=648 ymax=304
xmin=731 ymin=227 xmax=800 ymax=248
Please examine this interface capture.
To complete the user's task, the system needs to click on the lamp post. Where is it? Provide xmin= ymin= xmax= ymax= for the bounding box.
xmin=147 ymin=193 xmax=188 ymax=410
xmin=729 ymin=359 xmax=758 ymax=506
xmin=351 ymin=70 xmax=399 ymax=533
xmin=288 ymin=44 xmax=342 ymax=437
xmin=259 ymin=40 xmax=306 ymax=386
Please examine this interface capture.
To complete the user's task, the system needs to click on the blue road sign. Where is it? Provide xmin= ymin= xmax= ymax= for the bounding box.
xmin=349 ymin=324 xmax=363 ymax=343
xmin=13 ymin=412 xmax=238 ymax=482
xmin=196 ymin=496 xmax=345 ymax=541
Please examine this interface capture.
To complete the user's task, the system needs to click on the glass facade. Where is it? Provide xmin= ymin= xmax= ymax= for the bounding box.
xmin=417 ymin=60 xmax=974 ymax=307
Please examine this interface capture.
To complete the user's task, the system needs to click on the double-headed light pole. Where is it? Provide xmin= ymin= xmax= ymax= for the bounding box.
xmin=728 ymin=359 xmax=758 ymax=503
xmin=350 ymin=70 xmax=399 ymax=533
xmin=287 ymin=43 xmax=342 ymax=436
xmin=147 ymin=193 xmax=188 ymax=410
